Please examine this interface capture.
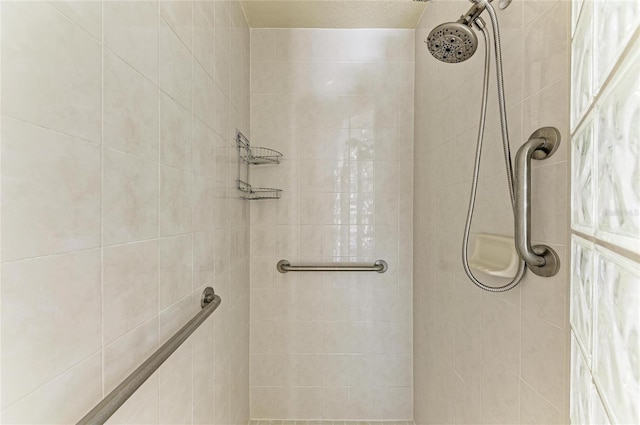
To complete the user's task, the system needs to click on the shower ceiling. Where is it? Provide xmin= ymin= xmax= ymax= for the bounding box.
xmin=240 ymin=0 xmax=427 ymax=28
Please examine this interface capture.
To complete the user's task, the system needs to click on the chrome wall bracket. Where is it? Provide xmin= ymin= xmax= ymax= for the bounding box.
xmin=514 ymin=127 xmax=561 ymax=277
xmin=201 ymin=287 xmax=215 ymax=308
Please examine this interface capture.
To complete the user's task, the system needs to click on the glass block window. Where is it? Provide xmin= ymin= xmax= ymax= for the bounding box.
xmin=570 ymin=1 xmax=640 ymax=424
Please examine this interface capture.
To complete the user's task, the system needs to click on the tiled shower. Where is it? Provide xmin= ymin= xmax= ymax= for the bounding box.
xmin=0 ymin=0 xmax=638 ymax=424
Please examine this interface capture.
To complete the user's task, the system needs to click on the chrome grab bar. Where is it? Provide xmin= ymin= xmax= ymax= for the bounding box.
xmin=514 ymin=127 xmax=561 ymax=277
xmin=77 ymin=288 xmax=221 ymax=425
xmin=277 ymin=259 xmax=388 ymax=273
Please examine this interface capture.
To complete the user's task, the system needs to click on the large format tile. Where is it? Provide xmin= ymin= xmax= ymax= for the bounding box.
xmin=1 ymin=250 xmax=101 ymax=407
xmin=2 ymin=1 xmax=101 ymax=142
xmin=160 ymin=0 xmax=192 ymax=49
xmin=104 ymin=0 xmax=159 ymax=83
xmin=160 ymin=92 xmax=192 ymax=171
xmin=103 ymin=148 xmax=159 ymax=245
xmin=1 ymin=353 xmax=102 ymax=424
xmin=103 ymin=240 xmax=159 ymax=344
xmin=1 ymin=118 xmax=100 ymax=261
xmin=103 ymin=50 xmax=159 ymax=161
xmin=159 ymin=234 xmax=193 ymax=309
xmin=159 ymin=19 xmax=192 ymax=109
xmin=523 ymin=1 xmax=570 ymax=97
xmin=50 ymin=1 xmax=102 ymax=40
xmin=521 ymin=310 xmax=566 ymax=407
xmin=103 ymin=318 xmax=159 ymax=394
xmin=159 ymin=165 xmax=192 ymax=236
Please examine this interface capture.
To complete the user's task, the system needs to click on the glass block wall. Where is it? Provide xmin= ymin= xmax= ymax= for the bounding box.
xmin=570 ymin=1 xmax=640 ymax=424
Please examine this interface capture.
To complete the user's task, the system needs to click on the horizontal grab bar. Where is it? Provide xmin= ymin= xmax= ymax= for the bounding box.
xmin=77 ymin=288 xmax=221 ymax=425
xmin=277 ymin=259 xmax=388 ymax=273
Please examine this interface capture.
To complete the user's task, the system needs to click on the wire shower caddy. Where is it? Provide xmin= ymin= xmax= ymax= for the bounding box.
xmin=236 ymin=130 xmax=283 ymax=200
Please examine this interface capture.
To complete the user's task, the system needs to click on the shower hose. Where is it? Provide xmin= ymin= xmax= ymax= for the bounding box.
xmin=461 ymin=1 xmax=526 ymax=292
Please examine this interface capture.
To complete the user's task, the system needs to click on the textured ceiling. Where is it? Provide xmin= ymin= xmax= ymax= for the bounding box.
xmin=240 ymin=0 xmax=428 ymax=29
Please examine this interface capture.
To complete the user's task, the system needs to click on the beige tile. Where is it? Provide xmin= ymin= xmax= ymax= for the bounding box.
xmin=103 ymin=148 xmax=159 ymax=245
xmin=192 ymin=118 xmax=216 ymax=179
xmin=1 ymin=353 xmax=102 ymax=424
xmin=105 ymin=374 xmax=159 ymax=424
xmin=193 ymin=61 xmax=216 ymax=128
xmin=159 ymin=295 xmax=198 ymax=344
xmin=530 ymin=162 xmax=568 ymax=245
xmin=481 ymin=294 xmax=521 ymax=374
xmin=292 ymin=354 xmax=325 ymax=387
xmin=104 ymin=318 xmax=159 ymax=393
xmin=159 ymin=348 xmax=193 ymax=424
xmin=194 ymin=230 xmax=215 ymax=287
xmin=214 ymin=36 xmax=230 ymax=97
xmin=192 ymin=319 xmax=215 ymax=406
xmin=251 ymin=29 xmax=276 ymax=62
xmin=522 ymin=78 xmax=569 ymax=166
xmin=2 ymin=1 xmax=101 ymax=142
xmin=159 ymin=19 xmax=192 ymax=109
xmin=522 ymin=244 xmax=567 ymax=328
xmin=275 ymin=224 xmax=300 ymax=257
xmin=192 ymin=176 xmax=216 ymax=231
xmin=1 ymin=118 xmax=101 ymax=261
xmin=103 ymin=50 xmax=159 ymax=161
xmin=521 ymin=310 xmax=566 ymax=408
xmin=193 ymin=3 xmax=215 ymax=78
xmin=519 ymin=379 xmax=563 ymax=424
xmin=523 ymin=0 xmax=570 ymax=97
xmin=104 ymin=0 xmax=159 ymax=83
xmin=159 ymin=234 xmax=193 ymax=309
xmin=160 ymin=92 xmax=192 ymax=171
xmin=481 ymin=356 xmax=520 ymax=424
xmin=103 ymin=240 xmax=159 ymax=344
xmin=159 ymin=165 xmax=192 ymax=236
xmin=453 ymin=374 xmax=481 ymax=425
xmin=454 ymin=326 xmax=482 ymax=387
xmin=50 ymin=1 xmax=102 ymax=40
xmin=160 ymin=0 xmax=192 ymax=49
xmin=1 ymin=250 xmax=101 ymax=407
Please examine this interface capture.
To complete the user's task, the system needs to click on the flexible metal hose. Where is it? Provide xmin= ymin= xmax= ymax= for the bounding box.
xmin=461 ymin=2 xmax=526 ymax=292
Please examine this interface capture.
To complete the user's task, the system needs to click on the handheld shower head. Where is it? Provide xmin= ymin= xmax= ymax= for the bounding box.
xmin=426 ymin=22 xmax=478 ymax=63
xmin=425 ymin=1 xmax=487 ymax=63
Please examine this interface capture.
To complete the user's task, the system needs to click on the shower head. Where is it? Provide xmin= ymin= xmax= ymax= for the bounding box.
xmin=426 ymin=22 xmax=478 ymax=63
xmin=425 ymin=1 xmax=487 ymax=63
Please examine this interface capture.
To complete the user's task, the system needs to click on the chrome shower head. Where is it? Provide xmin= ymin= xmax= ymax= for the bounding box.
xmin=426 ymin=22 xmax=478 ymax=63
xmin=425 ymin=1 xmax=488 ymax=63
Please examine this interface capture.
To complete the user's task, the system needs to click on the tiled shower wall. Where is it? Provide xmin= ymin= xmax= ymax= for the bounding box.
xmin=569 ymin=1 xmax=640 ymax=424
xmin=1 ymin=1 xmax=250 ymax=423
xmin=249 ymin=29 xmax=414 ymax=419
xmin=414 ymin=0 xmax=571 ymax=423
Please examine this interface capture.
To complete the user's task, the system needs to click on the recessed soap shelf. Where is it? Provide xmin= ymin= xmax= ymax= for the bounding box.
xmin=236 ymin=130 xmax=282 ymax=200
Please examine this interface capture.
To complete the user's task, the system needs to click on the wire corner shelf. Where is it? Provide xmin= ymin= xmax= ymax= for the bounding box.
xmin=237 ymin=131 xmax=283 ymax=165
xmin=236 ymin=130 xmax=283 ymax=200
xmin=237 ymin=179 xmax=282 ymax=200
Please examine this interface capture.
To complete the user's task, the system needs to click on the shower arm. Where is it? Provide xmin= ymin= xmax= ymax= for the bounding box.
xmin=514 ymin=127 xmax=561 ymax=277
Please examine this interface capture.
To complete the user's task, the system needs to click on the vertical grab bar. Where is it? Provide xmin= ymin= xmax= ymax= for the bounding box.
xmin=514 ymin=127 xmax=561 ymax=277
